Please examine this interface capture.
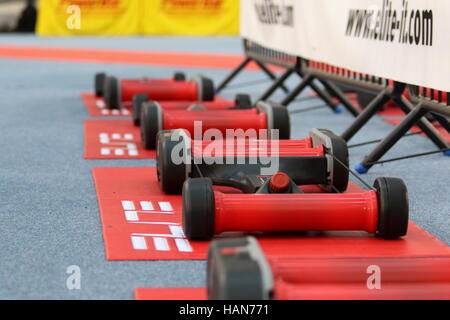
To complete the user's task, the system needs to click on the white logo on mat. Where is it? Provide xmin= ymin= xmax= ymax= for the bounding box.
xmin=96 ymin=99 xmax=130 ymax=116
xmin=99 ymin=133 xmax=138 ymax=156
xmin=120 ymin=200 xmax=192 ymax=253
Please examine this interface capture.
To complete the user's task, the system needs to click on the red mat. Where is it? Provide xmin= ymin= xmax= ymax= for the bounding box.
xmin=84 ymin=120 xmax=155 ymax=159
xmin=135 ymin=288 xmax=206 ymax=300
xmin=135 ymin=283 xmax=450 ymax=300
xmin=81 ymin=93 xmax=132 ymax=117
xmin=92 ymin=167 xmax=450 ymax=261
xmin=382 ymin=118 xmax=450 ymax=143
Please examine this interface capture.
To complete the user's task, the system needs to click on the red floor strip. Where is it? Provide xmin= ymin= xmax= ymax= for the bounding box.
xmin=92 ymin=167 xmax=450 ymax=261
xmin=84 ymin=120 xmax=155 ymax=159
xmin=0 ymin=45 xmax=279 ymax=70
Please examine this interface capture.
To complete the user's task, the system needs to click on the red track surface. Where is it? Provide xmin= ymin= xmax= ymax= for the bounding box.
xmin=0 ymin=45 xmax=278 ymax=70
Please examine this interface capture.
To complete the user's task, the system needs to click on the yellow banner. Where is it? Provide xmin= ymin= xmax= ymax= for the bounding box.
xmin=37 ymin=0 xmax=142 ymax=36
xmin=141 ymin=0 xmax=240 ymax=35
xmin=36 ymin=0 xmax=239 ymax=36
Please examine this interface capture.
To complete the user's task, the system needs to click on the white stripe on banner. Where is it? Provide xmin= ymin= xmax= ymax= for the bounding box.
xmin=131 ymin=236 xmax=147 ymax=250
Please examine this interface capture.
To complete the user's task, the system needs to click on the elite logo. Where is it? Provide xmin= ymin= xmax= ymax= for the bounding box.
xmin=120 ymin=200 xmax=193 ymax=253
xmin=99 ymin=133 xmax=138 ymax=156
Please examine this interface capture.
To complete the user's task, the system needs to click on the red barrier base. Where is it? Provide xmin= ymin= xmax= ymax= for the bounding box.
xmin=84 ymin=120 xmax=155 ymax=159
xmin=81 ymin=93 xmax=131 ymax=117
xmin=135 ymin=288 xmax=206 ymax=300
xmin=92 ymin=167 xmax=450 ymax=261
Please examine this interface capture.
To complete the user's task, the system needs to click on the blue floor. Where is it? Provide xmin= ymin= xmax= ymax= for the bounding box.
xmin=0 ymin=36 xmax=448 ymax=299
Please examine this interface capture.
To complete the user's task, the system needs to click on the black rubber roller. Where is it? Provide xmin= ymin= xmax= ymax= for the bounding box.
xmin=374 ymin=177 xmax=409 ymax=239
xmin=156 ymin=131 xmax=187 ymax=194
xmin=256 ymin=101 xmax=290 ymax=140
xmin=191 ymin=75 xmax=215 ymax=101
xmin=182 ymin=178 xmax=215 ymax=240
xmin=320 ymin=129 xmax=349 ymax=193
xmin=207 ymin=238 xmax=266 ymax=300
xmin=140 ymin=102 xmax=162 ymax=150
xmin=271 ymin=106 xmax=290 ymax=140
xmin=94 ymin=72 xmax=106 ymax=97
xmin=234 ymin=94 xmax=252 ymax=109
xmin=173 ymin=72 xmax=186 ymax=81
xmin=132 ymin=94 xmax=148 ymax=126
xmin=103 ymin=76 xmax=120 ymax=109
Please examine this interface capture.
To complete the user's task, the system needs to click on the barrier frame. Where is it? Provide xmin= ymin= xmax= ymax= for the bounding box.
xmin=217 ymin=40 xmax=343 ymax=114
xmin=355 ymin=85 xmax=450 ymax=172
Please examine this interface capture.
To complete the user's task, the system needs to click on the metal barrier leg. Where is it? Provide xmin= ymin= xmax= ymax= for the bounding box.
xmin=216 ymin=57 xmax=252 ymax=93
xmin=356 ymin=105 xmax=429 ymax=173
xmin=340 ymin=90 xmax=390 ymax=141
xmin=280 ymin=74 xmax=313 ymax=106
xmin=255 ymin=68 xmax=294 ymax=102
xmin=319 ymin=79 xmax=360 ymax=117
xmin=394 ymin=96 xmax=449 ymax=149
xmin=432 ymin=113 xmax=450 ymax=133
xmin=254 ymin=60 xmax=290 ymax=94
xmin=308 ymin=80 xmax=340 ymax=112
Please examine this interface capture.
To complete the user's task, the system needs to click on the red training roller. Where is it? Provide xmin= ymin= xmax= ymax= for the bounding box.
xmin=207 ymin=237 xmax=450 ymax=300
xmin=156 ymin=128 xmax=348 ymax=194
xmin=131 ymin=93 xmax=252 ymax=126
xmin=182 ymin=175 xmax=409 ymax=240
xmin=97 ymin=72 xmax=215 ymax=109
xmin=141 ymin=101 xmax=290 ymax=149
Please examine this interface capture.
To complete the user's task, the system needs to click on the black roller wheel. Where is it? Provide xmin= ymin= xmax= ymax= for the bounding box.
xmin=207 ymin=238 xmax=266 ymax=300
xmin=94 ymin=72 xmax=106 ymax=97
xmin=132 ymin=94 xmax=148 ymax=126
xmin=192 ymin=75 xmax=215 ymax=101
xmin=234 ymin=94 xmax=252 ymax=109
xmin=104 ymin=76 xmax=120 ymax=109
xmin=374 ymin=177 xmax=409 ymax=239
xmin=182 ymin=178 xmax=215 ymax=240
xmin=140 ymin=102 xmax=162 ymax=150
xmin=156 ymin=131 xmax=188 ymax=194
xmin=257 ymin=101 xmax=290 ymax=139
xmin=173 ymin=72 xmax=186 ymax=81
xmin=321 ymin=129 xmax=349 ymax=193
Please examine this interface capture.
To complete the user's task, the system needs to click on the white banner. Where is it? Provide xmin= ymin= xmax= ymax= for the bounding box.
xmin=241 ymin=0 xmax=450 ymax=92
